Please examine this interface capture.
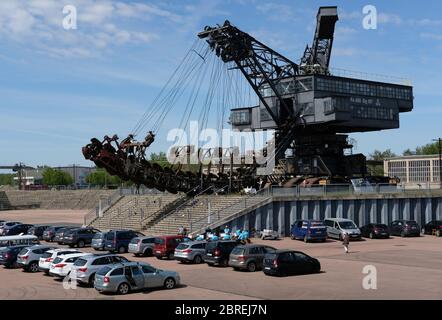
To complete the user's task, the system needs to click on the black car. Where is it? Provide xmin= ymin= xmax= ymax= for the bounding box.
xmin=0 ymin=245 xmax=29 ymax=268
xmin=203 ymin=240 xmax=238 ymax=267
xmin=4 ymin=224 xmax=34 ymax=236
xmin=423 ymin=220 xmax=442 ymax=237
xmin=360 ymin=223 xmax=390 ymax=239
xmin=63 ymin=227 xmax=101 ymax=248
xmin=53 ymin=227 xmax=78 ymax=244
xmin=27 ymin=225 xmax=50 ymax=240
xmin=263 ymin=250 xmax=321 ymax=277
xmin=389 ymin=220 xmax=420 ymax=237
xmin=43 ymin=226 xmax=66 ymax=242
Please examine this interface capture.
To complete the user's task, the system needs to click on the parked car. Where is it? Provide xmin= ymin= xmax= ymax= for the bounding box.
xmin=153 ymin=235 xmax=190 ymax=260
xmin=290 ymin=220 xmax=328 ymax=242
xmin=174 ymin=240 xmax=207 ymax=264
xmin=49 ymin=252 xmax=93 ymax=278
xmin=229 ymin=244 xmax=276 ymax=272
xmin=203 ymin=240 xmax=238 ymax=267
xmin=63 ymin=227 xmax=101 ymax=248
xmin=323 ymin=218 xmax=361 ymax=240
xmin=423 ymin=220 xmax=442 ymax=237
xmin=0 ymin=222 xmax=21 ymax=236
xmin=38 ymin=248 xmax=81 ymax=274
xmin=91 ymin=232 xmax=108 ymax=251
xmin=390 ymin=220 xmax=420 ymax=237
xmin=27 ymin=225 xmax=50 ymax=240
xmin=53 ymin=227 xmax=78 ymax=244
xmin=17 ymin=245 xmax=56 ymax=272
xmin=0 ymin=245 xmax=29 ymax=268
xmin=260 ymin=229 xmax=279 ymax=240
xmin=94 ymin=261 xmax=180 ymax=295
xmin=104 ymin=230 xmax=145 ymax=253
xmin=263 ymin=250 xmax=321 ymax=276
xmin=3 ymin=224 xmax=34 ymax=236
xmin=69 ymin=254 xmax=129 ymax=286
xmin=43 ymin=226 xmax=66 ymax=242
xmin=360 ymin=223 xmax=390 ymax=239
xmin=128 ymin=236 xmax=156 ymax=257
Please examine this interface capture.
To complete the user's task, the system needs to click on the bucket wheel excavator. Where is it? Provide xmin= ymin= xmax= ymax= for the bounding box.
xmin=82 ymin=6 xmax=413 ymax=193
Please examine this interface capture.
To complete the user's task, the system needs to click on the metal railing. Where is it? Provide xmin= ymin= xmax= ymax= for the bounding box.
xmin=83 ymin=189 xmax=123 ymax=226
xmin=189 ymin=187 xmax=272 ymax=236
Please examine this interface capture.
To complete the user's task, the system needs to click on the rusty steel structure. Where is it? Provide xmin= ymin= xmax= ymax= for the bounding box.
xmin=82 ymin=6 xmax=413 ymax=194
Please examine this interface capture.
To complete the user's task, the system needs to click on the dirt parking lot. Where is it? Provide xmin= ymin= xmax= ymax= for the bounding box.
xmin=1 ymin=210 xmax=441 ymax=300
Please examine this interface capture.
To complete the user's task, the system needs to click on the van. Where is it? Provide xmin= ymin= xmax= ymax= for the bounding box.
xmin=153 ymin=235 xmax=189 ymax=260
xmin=323 ymin=218 xmax=361 ymax=240
xmin=104 ymin=230 xmax=145 ymax=253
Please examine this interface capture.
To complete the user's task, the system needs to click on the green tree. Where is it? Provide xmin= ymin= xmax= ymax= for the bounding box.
xmin=367 ymin=149 xmax=397 ymax=176
xmin=415 ymin=142 xmax=439 ymax=155
xmin=86 ymin=169 xmax=121 ymax=187
xmin=402 ymin=148 xmax=415 ymax=156
xmin=149 ymin=152 xmax=169 ymax=167
xmin=42 ymin=168 xmax=74 ymax=186
xmin=0 ymin=174 xmax=14 ymax=186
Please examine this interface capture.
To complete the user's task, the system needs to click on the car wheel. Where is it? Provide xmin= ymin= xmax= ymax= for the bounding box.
xmin=247 ymin=262 xmax=257 ymax=272
xmin=232 ymin=267 xmax=240 ymax=271
xmin=78 ymin=240 xmax=85 ymax=248
xmin=164 ymin=277 xmax=176 ymax=289
xmin=68 ymin=244 xmax=75 ymax=248
xmin=118 ymin=246 xmax=126 ymax=254
xmin=88 ymin=273 xmax=96 ymax=287
xmin=29 ymin=262 xmax=39 ymax=273
xmin=117 ymin=282 xmax=130 ymax=295
xmin=369 ymin=232 xmax=374 ymax=239
xmin=207 ymin=263 xmax=214 ymax=267
xmin=143 ymin=249 xmax=152 ymax=257
xmin=193 ymin=255 xmax=202 ymax=264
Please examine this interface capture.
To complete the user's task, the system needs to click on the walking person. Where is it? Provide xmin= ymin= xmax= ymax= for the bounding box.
xmin=342 ymin=232 xmax=350 ymax=254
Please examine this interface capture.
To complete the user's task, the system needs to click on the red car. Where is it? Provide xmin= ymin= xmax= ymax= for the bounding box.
xmin=153 ymin=235 xmax=189 ymax=260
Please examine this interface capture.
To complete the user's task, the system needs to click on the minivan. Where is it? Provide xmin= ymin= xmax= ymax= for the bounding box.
xmin=104 ymin=230 xmax=144 ymax=253
xmin=153 ymin=235 xmax=189 ymax=260
xmin=323 ymin=218 xmax=361 ymax=240
xmin=290 ymin=220 xmax=328 ymax=242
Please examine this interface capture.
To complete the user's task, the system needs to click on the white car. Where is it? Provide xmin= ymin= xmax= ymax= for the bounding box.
xmin=49 ymin=252 xmax=93 ymax=278
xmin=39 ymin=248 xmax=80 ymax=274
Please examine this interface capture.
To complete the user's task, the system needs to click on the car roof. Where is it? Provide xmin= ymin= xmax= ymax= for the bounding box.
xmin=47 ymin=248 xmax=79 ymax=253
xmin=58 ymin=252 xmax=93 ymax=259
xmin=324 ymin=218 xmax=353 ymax=222
xmin=26 ymin=245 xmax=54 ymax=250
xmin=185 ymin=240 xmax=207 ymax=245
xmin=271 ymin=249 xmax=306 ymax=254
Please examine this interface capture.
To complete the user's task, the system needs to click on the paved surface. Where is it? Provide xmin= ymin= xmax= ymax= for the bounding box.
xmin=0 ymin=210 xmax=441 ymax=300
xmin=0 ymin=209 xmax=86 ymax=226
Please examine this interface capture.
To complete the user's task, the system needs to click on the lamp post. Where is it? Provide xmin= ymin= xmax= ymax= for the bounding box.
xmin=433 ymin=138 xmax=442 ymax=189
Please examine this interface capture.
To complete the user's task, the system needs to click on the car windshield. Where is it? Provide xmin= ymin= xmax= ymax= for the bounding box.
xmin=97 ymin=266 xmax=112 ymax=276
xmin=310 ymin=221 xmax=324 ymax=227
xmin=18 ymin=248 xmax=29 ymax=255
xmin=105 ymin=233 xmax=115 ymax=240
xmin=176 ymin=243 xmax=189 ymax=250
xmin=53 ymin=257 xmax=63 ymax=264
xmin=93 ymin=233 xmax=104 ymax=239
xmin=205 ymin=242 xmax=217 ymax=251
xmin=130 ymin=238 xmax=140 ymax=244
xmin=154 ymin=238 xmax=164 ymax=245
xmin=231 ymin=247 xmax=245 ymax=255
xmin=339 ymin=221 xmax=357 ymax=229
xmin=73 ymin=258 xmax=88 ymax=266
xmin=41 ymin=252 xmax=53 ymax=258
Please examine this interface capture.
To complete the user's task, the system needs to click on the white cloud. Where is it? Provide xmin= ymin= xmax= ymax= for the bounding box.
xmin=256 ymin=3 xmax=297 ymax=22
xmin=0 ymin=0 xmax=183 ymax=59
xmin=378 ymin=13 xmax=402 ymax=25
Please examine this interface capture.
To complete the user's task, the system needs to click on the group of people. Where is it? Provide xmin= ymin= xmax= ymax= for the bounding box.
xmin=191 ymin=225 xmax=251 ymax=243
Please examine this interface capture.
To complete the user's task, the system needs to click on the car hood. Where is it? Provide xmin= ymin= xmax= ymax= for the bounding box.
xmin=342 ymin=228 xmax=360 ymax=234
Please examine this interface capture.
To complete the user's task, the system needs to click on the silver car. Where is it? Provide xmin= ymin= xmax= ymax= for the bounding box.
xmin=69 ymin=254 xmax=129 ymax=286
xmin=91 ymin=232 xmax=108 ymax=251
xmin=94 ymin=261 xmax=180 ymax=295
xmin=17 ymin=245 xmax=56 ymax=272
xmin=128 ymin=236 xmax=156 ymax=256
xmin=174 ymin=241 xmax=206 ymax=264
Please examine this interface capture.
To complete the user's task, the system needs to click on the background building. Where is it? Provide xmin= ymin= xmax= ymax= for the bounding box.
xmin=384 ymin=155 xmax=441 ymax=187
xmin=15 ymin=165 xmax=96 ymax=186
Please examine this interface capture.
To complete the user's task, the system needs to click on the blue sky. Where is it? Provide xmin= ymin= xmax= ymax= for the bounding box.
xmin=0 ymin=0 xmax=441 ymax=169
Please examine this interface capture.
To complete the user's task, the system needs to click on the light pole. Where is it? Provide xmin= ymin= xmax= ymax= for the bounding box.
xmin=433 ymin=138 xmax=442 ymax=188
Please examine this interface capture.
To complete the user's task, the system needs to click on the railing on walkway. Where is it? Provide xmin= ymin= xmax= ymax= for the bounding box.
xmin=83 ymin=189 xmax=123 ymax=226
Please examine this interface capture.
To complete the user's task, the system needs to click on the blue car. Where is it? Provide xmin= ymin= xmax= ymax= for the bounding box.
xmin=290 ymin=220 xmax=328 ymax=243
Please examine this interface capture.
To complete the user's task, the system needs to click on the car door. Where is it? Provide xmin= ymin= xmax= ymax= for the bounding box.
xmin=141 ymin=264 xmax=162 ymax=288
xmin=130 ymin=265 xmax=145 ymax=289
xmin=292 ymin=252 xmax=313 ymax=274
